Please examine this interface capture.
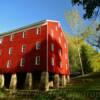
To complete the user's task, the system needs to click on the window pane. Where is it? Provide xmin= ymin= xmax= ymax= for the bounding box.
xmin=51 ymin=43 xmax=54 ymax=52
xmin=36 ymin=42 xmax=41 ymax=50
xmin=51 ymin=57 xmax=54 ymax=66
xmin=36 ymin=27 xmax=40 ymax=35
xmin=0 ymin=38 xmax=3 ymax=44
xmin=35 ymin=56 xmax=40 ymax=65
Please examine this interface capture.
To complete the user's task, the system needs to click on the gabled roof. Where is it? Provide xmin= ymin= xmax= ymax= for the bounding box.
xmin=0 ymin=20 xmax=47 ymax=37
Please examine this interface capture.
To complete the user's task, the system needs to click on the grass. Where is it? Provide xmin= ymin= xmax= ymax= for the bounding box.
xmin=0 ymin=72 xmax=100 ymax=100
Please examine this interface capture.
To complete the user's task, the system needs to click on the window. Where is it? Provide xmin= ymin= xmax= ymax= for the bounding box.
xmin=65 ymin=54 xmax=67 ymax=59
xmin=66 ymin=64 xmax=68 ymax=69
xmin=10 ymin=34 xmax=14 ymax=41
xmin=0 ymin=37 xmax=3 ymax=44
xmin=59 ymin=37 xmax=61 ymax=44
xmin=58 ymin=49 xmax=61 ymax=56
xmin=51 ymin=43 xmax=54 ymax=52
xmin=51 ymin=29 xmax=54 ymax=37
xmin=61 ymin=32 xmax=63 ymax=37
xmin=20 ymin=58 xmax=25 ymax=67
xmin=36 ymin=42 xmax=41 ymax=50
xmin=7 ymin=60 xmax=12 ymax=68
xmin=56 ymin=26 xmax=58 ymax=31
xmin=51 ymin=57 xmax=54 ymax=66
xmin=9 ymin=48 xmax=12 ymax=55
xmin=64 ymin=43 xmax=67 ymax=48
xmin=59 ymin=61 xmax=62 ymax=68
xmin=35 ymin=56 xmax=40 ymax=65
xmin=36 ymin=27 xmax=40 ymax=35
xmin=58 ymin=23 xmax=60 ymax=28
xmin=22 ymin=31 xmax=25 ymax=38
xmin=21 ymin=44 xmax=26 ymax=53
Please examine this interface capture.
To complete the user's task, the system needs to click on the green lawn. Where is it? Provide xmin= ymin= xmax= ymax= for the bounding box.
xmin=0 ymin=72 xmax=100 ymax=100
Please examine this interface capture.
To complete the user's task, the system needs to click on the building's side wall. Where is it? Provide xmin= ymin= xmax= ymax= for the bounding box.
xmin=47 ymin=21 xmax=69 ymax=75
xmin=0 ymin=24 xmax=47 ymax=74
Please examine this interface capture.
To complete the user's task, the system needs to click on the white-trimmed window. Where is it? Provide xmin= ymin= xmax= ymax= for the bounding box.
xmin=65 ymin=54 xmax=67 ymax=59
xmin=51 ymin=43 xmax=54 ymax=52
xmin=35 ymin=56 xmax=40 ymax=65
xmin=59 ymin=37 xmax=61 ymax=44
xmin=51 ymin=29 xmax=54 ymax=37
xmin=22 ymin=31 xmax=25 ymax=38
xmin=0 ymin=37 xmax=3 ymax=44
xmin=51 ymin=57 xmax=54 ymax=66
xmin=36 ymin=27 xmax=41 ymax=35
xmin=36 ymin=42 xmax=41 ymax=50
xmin=59 ymin=61 xmax=62 ymax=68
xmin=56 ymin=26 xmax=58 ymax=31
xmin=20 ymin=58 xmax=25 ymax=67
xmin=7 ymin=60 xmax=11 ymax=68
xmin=66 ymin=64 xmax=68 ymax=70
xmin=10 ymin=34 xmax=14 ymax=41
xmin=58 ymin=23 xmax=60 ymax=28
xmin=21 ymin=44 xmax=26 ymax=53
xmin=58 ymin=49 xmax=61 ymax=56
xmin=64 ymin=43 xmax=67 ymax=48
xmin=61 ymin=32 xmax=63 ymax=37
xmin=9 ymin=47 xmax=12 ymax=55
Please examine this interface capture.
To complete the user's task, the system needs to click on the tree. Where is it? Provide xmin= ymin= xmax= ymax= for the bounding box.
xmin=72 ymin=0 xmax=100 ymax=19
xmin=81 ymin=43 xmax=100 ymax=73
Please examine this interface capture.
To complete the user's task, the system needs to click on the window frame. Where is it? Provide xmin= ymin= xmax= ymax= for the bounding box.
xmin=35 ymin=56 xmax=40 ymax=65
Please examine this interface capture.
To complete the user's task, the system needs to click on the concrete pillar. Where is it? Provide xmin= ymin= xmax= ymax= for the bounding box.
xmin=66 ymin=75 xmax=70 ymax=83
xmin=54 ymin=74 xmax=59 ymax=88
xmin=25 ymin=73 xmax=33 ymax=90
xmin=40 ymin=71 xmax=49 ymax=91
xmin=0 ymin=74 xmax=4 ymax=89
xmin=61 ymin=75 xmax=66 ymax=87
xmin=9 ymin=74 xmax=17 ymax=90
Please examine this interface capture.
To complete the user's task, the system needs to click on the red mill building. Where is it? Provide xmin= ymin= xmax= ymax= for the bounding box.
xmin=0 ymin=20 xmax=70 ymax=91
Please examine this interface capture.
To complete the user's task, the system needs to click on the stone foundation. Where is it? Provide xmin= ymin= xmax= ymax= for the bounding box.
xmin=40 ymin=71 xmax=49 ymax=91
xmin=9 ymin=74 xmax=17 ymax=90
xmin=54 ymin=74 xmax=59 ymax=88
xmin=0 ymin=74 xmax=4 ymax=89
xmin=61 ymin=75 xmax=66 ymax=87
xmin=66 ymin=75 xmax=70 ymax=83
xmin=25 ymin=73 xmax=33 ymax=89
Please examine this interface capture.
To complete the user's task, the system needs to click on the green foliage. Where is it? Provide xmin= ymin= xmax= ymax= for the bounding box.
xmin=80 ymin=43 xmax=100 ymax=73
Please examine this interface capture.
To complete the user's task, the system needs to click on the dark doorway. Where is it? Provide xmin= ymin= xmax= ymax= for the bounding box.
xmin=4 ymin=73 xmax=12 ymax=89
xmin=17 ymin=72 xmax=26 ymax=89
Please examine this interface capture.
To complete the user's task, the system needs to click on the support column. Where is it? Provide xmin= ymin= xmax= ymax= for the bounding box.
xmin=0 ymin=74 xmax=4 ymax=89
xmin=25 ymin=73 xmax=33 ymax=90
xmin=54 ymin=74 xmax=59 ymax=88
xmin=40 ymin=71 xmax=49 ymax=91
xmin=61 ymin=75 xmax=66 ymax=87
xmin=9 ymin=74 xmax=17 ymax=90
xmin=66 ymin=75 xmax=70 ymax=83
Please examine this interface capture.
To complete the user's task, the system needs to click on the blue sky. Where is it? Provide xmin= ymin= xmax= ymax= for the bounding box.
xmin=0 ymin=0 xmax=97 ymax=34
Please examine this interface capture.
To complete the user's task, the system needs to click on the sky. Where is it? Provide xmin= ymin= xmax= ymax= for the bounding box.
xmin=0 ymin=0 xmax=98 ymax=34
